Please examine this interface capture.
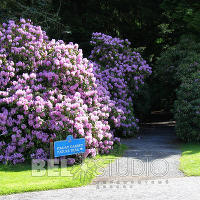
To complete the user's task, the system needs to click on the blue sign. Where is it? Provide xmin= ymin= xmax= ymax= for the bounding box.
xmin=54 ymin=135 xmax=86 ymax=157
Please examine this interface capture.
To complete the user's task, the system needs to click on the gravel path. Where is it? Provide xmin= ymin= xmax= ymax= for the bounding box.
xmin=93 ymin=124 xmax=184 ymax=183
xmin=2 ymin=124 xmax=198 ymax=200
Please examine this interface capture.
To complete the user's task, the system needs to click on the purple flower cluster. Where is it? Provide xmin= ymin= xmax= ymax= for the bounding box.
xmin=89 ymin=33 xmax=152 ymax=136
xmin=0 ymin=20 xmax=119 ymax=164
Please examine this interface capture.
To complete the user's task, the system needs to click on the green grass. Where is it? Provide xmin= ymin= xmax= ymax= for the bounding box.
xmin=0 ymin=144 xmax=127 ymax=195
xmin=180 ymin=143 xmax=200 ymax=176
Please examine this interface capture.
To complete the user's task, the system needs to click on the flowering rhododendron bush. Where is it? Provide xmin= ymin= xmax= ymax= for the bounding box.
xmin=0 ymin=19 xmax=119 ymax=164
xmin=89 ymin=33 xmax=152 ymax=136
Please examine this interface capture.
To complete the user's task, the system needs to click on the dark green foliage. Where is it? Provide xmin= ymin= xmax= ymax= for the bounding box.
xmin=161 ymin=0 xmax=200 ymax=37
xmin=154 ymin=35 xmax=200 ymax=110
xmin=134 ymin=84 xmax=152 ymax=122
xmin=175 ymin=71 xmax=200 ymax=142
xmin=48 ymin=0 xmax=169 ymax=59
xmin=149 ymin=0 xmax=200 ymax=114
xmin=0 ymin=0 xmax=63 ymax=39
xmin=174 ymin=48 xmax=200 ymax=142
xmin=156 ymin=35 xmax=200 ymax=142
xmin=0 ymin=0 xmax=169 ymax=60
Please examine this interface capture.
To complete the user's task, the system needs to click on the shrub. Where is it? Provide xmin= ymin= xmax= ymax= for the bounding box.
xmin=89 ymin=33 xmax=151 ymax=137
xmin=156 ymin=35 xmax=200 ymax=142
xmin=174 ymin=54 xmax=200 ymax=142
xmin=174 ymin=71 xmax=200 ymax=142
xmin=0 ymin=19 xmax=119 ymax=164
xmin=154 ymin=35 xmax=200 ymax=110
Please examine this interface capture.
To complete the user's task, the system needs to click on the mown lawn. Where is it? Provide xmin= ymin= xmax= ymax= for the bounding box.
xmin=180 ymin=143 xmax=200 ymax=176
xmin=0 ymin=144 xmax=127 ymax=195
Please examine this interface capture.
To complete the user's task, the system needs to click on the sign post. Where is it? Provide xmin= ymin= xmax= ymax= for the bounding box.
xmin=49 ymin=138 xmax=54 ymax=159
